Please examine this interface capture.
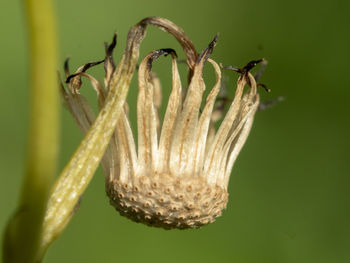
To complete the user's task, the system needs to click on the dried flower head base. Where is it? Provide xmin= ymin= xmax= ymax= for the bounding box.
xmin=61 ymin=17 xmax=264 ymax=229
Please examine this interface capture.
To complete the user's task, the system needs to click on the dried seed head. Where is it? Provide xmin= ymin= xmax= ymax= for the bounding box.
xmin=62 ymin=17 xmax=264 ymax=230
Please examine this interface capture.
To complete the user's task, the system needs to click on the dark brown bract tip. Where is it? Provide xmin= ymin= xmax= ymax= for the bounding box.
xmin=257 ymin=83 xmax=271 ymax=93
xmin=104 ymin=33 xmax=118 ymax=69
xmin=242 ymin=59 xmax=263 ymax=73
xmin=65 ymin=60 xmax=104 ymax=83
xmin=147 ymin=48 xmax=177 ymax=71
xmin=197 ymin=34 xmax=219 ymax=64
xmin=222 ymin=59 xmax=264 ymax=75
xmin=64 ymin=57 xmax=71 ymax=78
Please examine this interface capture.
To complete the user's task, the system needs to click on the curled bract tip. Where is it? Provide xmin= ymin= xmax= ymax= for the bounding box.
xmin=147 ymin=48 xmax=177 ymax=71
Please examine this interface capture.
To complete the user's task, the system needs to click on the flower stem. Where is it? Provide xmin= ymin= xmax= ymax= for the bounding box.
xmin=2 ymin=0 xmax=58 ymax=262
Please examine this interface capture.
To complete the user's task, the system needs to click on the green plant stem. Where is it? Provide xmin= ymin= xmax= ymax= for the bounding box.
xmin=2 ymin=0 xmax=58 ymax=262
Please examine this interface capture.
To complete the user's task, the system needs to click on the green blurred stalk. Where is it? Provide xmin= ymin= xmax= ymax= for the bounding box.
xmin=2 ymin=0 xmax=58 ymax=262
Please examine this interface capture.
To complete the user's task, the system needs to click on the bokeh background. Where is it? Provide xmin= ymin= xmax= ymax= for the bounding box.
xmin=1 ymin=0 xmax=349 ymax=262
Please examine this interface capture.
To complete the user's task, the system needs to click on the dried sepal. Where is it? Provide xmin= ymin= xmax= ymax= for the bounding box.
xmin=157 ymin=52 xmax=182 ymax=172
xmin=192 ymin=58 xmax=222 ymax=177
xmin=169 ymin=36 xmax=217 ymax=177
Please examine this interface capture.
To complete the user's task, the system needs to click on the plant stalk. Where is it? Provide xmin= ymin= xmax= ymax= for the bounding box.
xmin=2 ymin=0 xmax=58 ymax=262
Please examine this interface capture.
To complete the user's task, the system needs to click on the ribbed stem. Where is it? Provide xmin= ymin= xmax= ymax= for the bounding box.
xmin=2 ymin=0 xmax=58 ymax=262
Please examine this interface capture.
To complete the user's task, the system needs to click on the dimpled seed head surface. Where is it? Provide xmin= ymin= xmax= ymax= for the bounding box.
xmin=106 ymin=173 xmax=228 ymax=229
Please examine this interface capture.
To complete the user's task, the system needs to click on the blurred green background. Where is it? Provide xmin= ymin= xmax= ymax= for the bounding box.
xmin=1 ymin=0 xmax=349 ymax=262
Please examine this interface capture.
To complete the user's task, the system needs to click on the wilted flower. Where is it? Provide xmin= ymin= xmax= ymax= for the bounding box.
xmin=61 ymin=17 xmax=263 ymax=229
